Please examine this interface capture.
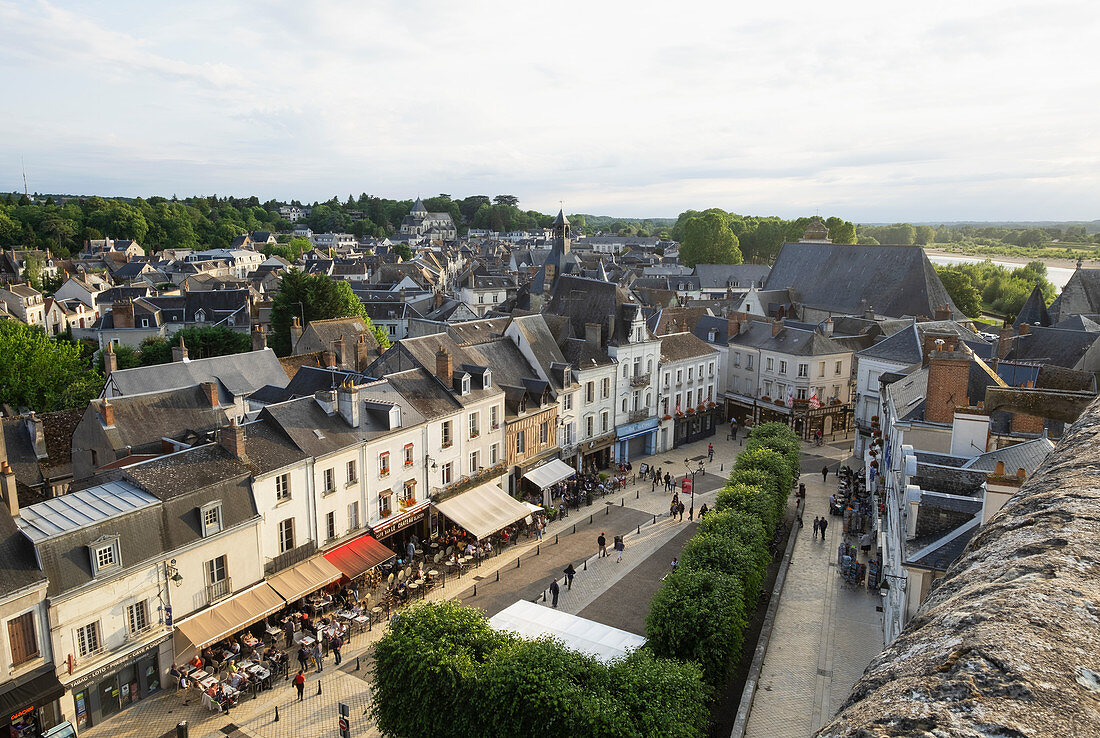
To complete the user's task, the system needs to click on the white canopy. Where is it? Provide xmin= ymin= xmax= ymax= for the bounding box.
xmin=433 ymin=484 xmax=533 ymax=540
xmin=523 ymin=459 xmax=576 ymax=490
xmin=489 ymin=599 xmax=646 ymax=663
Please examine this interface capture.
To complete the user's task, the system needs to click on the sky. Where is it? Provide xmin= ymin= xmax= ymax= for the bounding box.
xmin=2 ymin=0 xmax=1099 ymax=222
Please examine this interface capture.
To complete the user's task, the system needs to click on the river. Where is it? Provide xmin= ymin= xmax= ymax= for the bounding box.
xmin=927 ymin=253 xmax=1074 ymax=291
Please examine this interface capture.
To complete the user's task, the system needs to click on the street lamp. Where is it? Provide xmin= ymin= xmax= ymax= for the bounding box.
xmin=683 ymin=458 xmax=704 ymax=521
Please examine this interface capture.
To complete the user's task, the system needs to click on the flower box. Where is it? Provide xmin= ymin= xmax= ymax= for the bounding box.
xmin=662 ymin=414 xmax=673 ymax=421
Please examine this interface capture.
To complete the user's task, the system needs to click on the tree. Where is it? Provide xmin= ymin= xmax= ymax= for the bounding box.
xmin=136 ymin=325 xmax=252 ymax=365
xmin=492 ymin=194 xmax=519 ymax=207
xmin=914 ymin=225 xmax=936 ymax=245
xmin=824 ymin=216 xmax=858 ymax=244
xmin=936 ymin=268 xmax=983 ymax=318
xmin=679 ymin=212 xmax=742 ymax=267
xmin=0 ymin=321 xmax=103 ymax=411
xmin=392 ymin=243 xmax=413 ymax=261
xmin=269 ymin=269 xmax=388 ymax=355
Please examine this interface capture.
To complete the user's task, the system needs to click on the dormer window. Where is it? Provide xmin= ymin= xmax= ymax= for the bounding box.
xmin=461 ymin=374 xmax=471 ymax=395
xmin=89 ymin=535 xmax=121 ymax=577
xmin=200 ymin=502 xmax=223 ymax=536
xmin=483 ymin=370 xmax=492 ymax=388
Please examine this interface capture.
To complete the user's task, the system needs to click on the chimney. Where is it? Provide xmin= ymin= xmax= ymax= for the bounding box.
xmin=356 ymin=333 xmax=371 ymax=371
xmin=1018 ymin=322 xmax=1031 ymax=336
xmin=315 ymin=389 xmax=336 ymax=414
xmin=1016 ymin=468 xmax=1026 ymax=481
xmin=771 ymin=318 xmax=784 ymax=337
xmin=0 ymin=462 xmax=17 ymax=518
xmin=585 ymin=322 xmax=602 ymax=346
xmin=921 ymin=332 xmax=958 ymax=367
xmin=925 ymin=349 xmax=971 ymax=424
xmin=823 ymin=318 xmax=834 ymax=336
xmin=997 ymin=325 xmax=1015 ymax=359
xmin=994 ymin=460 xmax=1006 ymax=476
xmin=252 ymin=326 xmax=266 ymax=351
xmin=200 ymin=381 xmax=219 ymax=408
xmin=334 ymin=336 xmax=346 ymax=368
xmin=103 ymin=342 xmax=118 ymax=376
xmin=435 ymin=291 xmax=444 ymax=309
xmin=172 ymin=336 xmax=189 ymax=362
xmin=436 ymin=345 xmax=452 ymax=385
xmin=934 ymin=304 xmax=953 ymax=321
xmin=290 ymin=316 xmax=303 ymax=352
xmin=101 ymin=400 xmax=115 ymax=427
xmin=468 ymin=271 xmax=475 ymax=289
xmin=112 ymin=299 xmax=134 ymax=329
xmin=337 ymin=379 xmax=361 ymax=427
xmin=399 ymin=287 xmax=407 ymax=302
xmin=323 ymin=350 xmax=337 ymax=369
xmin=726 ymin=317 xmax=740 ymax=340
xmin=219 ymin=418 xmax=246 ymax=460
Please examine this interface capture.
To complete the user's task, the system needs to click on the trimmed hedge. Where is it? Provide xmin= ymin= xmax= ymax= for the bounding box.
xmin=645 ymin=423 xmax=802 ymax=690
xmin=372 ymin=601 xmax=710 ymax=738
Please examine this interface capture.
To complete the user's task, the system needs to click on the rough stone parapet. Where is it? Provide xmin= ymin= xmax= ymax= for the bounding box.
xmin=817 ymin=397 xmax=1100 ymax=737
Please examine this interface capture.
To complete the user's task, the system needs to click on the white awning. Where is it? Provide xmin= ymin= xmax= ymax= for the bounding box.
xmin=173 ymin=582 xmax=285 ymax=655
xmin=433 ymin=484 xmax=533 ymax=540
xmin=522 ymin=459 xmax=576 ymax=490
xmin=489 ymin=600 xmax=646 ymax=663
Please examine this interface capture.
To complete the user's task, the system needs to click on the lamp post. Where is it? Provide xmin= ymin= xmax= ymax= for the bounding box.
xmin=683 ymin=458 xmax=704 ymax=521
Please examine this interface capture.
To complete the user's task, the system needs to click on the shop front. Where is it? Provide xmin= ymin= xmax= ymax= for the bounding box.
xmin=521 ymin=458 xmax=577 ymax=507
xmin=0 ymin=665 xmax=66 ymax=737
xmin=614 ymin=417 xmax=659 ymax=464
xmin=511 ymin=448 xmax=562 ymax=502
xmin=67 ymin=635 xmax=169 ymax=732
xmin=578 ymin=432 xmax=616 ymax=474
xmin=172 ymin=582 xmax=286 ymax=663
xmin=432 ymin=483 xmax=534 ymax=540
xmin=672 ymin=406 xmax=719 ymax=448
xmin=370 ymin=500 xmax=431 ymax=555
xmin=322 ymin=533 xmax=397 ymax=581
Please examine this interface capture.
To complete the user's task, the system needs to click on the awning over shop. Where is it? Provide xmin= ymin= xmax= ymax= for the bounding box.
xmin=523 ymin=458 xmax=576 ymax=490
xmin=489 ymin=600 xmax=646 ymax=663
xmin=433 ymin=484 xmax=533 ymax=540
xmin=173 ymin=582 xmax=284 ymax=653
xmin=266 ymin=556 xmax=343 ymax=604
xmin=0 ymin=666 xmax=65 ymax=727
xmin=323 ymin=534 xmax=397 ymax=579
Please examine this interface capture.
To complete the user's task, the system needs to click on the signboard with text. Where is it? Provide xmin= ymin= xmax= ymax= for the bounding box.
xmin=681 ymin=477 xmax=693 ymax=496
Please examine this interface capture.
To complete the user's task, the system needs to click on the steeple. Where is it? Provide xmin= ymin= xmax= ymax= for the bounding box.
xmin=411 ymin=197 xmax=427 ymax=215
xmin=800 ymin=216 xmax=831 ymax=243
xmin=597 ymin=259 xmax=609 ymax=282
xmin=551 ymin=209 xmax=570 ymax=256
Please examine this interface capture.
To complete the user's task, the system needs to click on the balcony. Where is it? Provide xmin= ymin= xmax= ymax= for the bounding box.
xmin=206 ymin=577 xmax=232 ymax=604
xmin=629 ymin=373 xmax=651 ymax=388
xmin=265 ymin=541 xmax=318 ymax=576
xmin=433 ymin=461 xmax=508 ymax=503
xmin=628 ymin=409 xmax=651 ymax=423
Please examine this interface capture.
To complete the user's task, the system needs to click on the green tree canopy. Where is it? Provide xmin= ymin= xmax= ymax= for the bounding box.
xmin=134 ymin=325 xmax=252 ymax=366
xmin=0 ymin=322 xmax=103 ymax=411
xmin=935 ymin=268 xmax=983 ymax=318
xmin=680 ymin=212 xmax=743 ymax=267
xmin=269 ymin=269 xmax=388 ymax=355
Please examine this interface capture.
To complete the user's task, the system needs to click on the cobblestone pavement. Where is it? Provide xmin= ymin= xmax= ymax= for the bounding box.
xmin=77 ymin=432 xmax=749 ymax=738
xmin=745 ymin=441 xmax=885 ymax=738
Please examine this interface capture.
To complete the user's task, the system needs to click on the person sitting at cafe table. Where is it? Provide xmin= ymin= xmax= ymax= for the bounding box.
xmin=189 ymin=653 xmax=204 ymax=670
xmin=394 ymin=581 xmax=409 ymax=603
xmin=225 ymin=670 xmax=249 ymax=692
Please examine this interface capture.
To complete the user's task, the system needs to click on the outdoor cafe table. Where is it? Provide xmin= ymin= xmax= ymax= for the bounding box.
xmin=427 ymin=569 xmax=439 ymax=579
xmin=406 ymin=583 xmax=419 ymax=599
xmin=299 ymin=635 xmax=316 ymax=648
xmin=371 ymin=606 xmax=383 ymax=624
xmin=353 ymin=615 xmax=369 ymax=629
xmin=264 ymin=623 xmax=282 ymax=638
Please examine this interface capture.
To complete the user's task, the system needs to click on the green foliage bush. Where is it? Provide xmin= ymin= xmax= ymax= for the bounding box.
xmin=645 ymin=569 xmax=747 ymax=687
xmin=0 ymin=321 xmax=104 ymax=410
xmin=372 ymin=601 xmax=709 ymax=738
xmin=645 ymin=422 xmax=802 ymax=696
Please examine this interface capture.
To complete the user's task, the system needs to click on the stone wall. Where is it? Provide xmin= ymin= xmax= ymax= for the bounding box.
xmin=817 ymin=397 xmax=1100 ymax=737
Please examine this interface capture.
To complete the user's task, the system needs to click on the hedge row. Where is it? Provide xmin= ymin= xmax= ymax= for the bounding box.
xmin=644 ymin=422 xmax=801 ymax=688
xmin=371 ymin=601 xmax=710 ymax=738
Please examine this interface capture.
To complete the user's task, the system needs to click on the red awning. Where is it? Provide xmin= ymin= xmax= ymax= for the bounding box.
xmin=323 ymin=534 xmax=397 ymax=579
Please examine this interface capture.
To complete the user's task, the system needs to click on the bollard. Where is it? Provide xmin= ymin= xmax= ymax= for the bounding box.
xmin=318 ymin=680 xmax=322 ymax=695
xmin=555 ymin=533 xmax=559 ymax=544
xmin=572 ymin=524 xmax=576 ymax=534
xmin=473 ymin=584 xmax=477 ymax=597
xmin=537 ymin=544 xmax=541 ymax=556
xmin=589 ymin=514 xmax=593 ymax=524
xmin=605 ymin=506 xmax=609 ymax=516
xmin=517 ymin=557 xmax=521 ymax=568
xmin=274 ymin=706 xmax=279 ymax=722
xmin=355 ymin=656 xmax=360 ymax=672
xmin=620 ymin=497 xmax=624 ymax=506
xmin=637 ymin=525 xmax=640 ymax=534
xmin=584 ymin=559 xmax=587 ymax=571
xmin=542 ymin=590 xmax=546 ymax=602
xmin=496 ymin=570 xmax=499 ymax=582
xmin=653 ymin=514 xmax=656 ymax=525
xmin=176 ymin=721 xmax=189 ymax=738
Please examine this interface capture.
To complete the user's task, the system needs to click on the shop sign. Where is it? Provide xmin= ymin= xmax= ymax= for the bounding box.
xmin=70 ymin=635 xmax=168 ymax=689
xmin=10 ymin=705 xmax=34 ymax=722
xmin=371 ymin=506 xmax=427 ymax=539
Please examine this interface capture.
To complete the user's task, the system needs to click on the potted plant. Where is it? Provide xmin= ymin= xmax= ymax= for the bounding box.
xmin=662 ymin=414 xmax=673 ymax=421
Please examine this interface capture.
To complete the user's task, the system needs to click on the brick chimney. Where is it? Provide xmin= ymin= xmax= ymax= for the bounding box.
xmin=103 ymin=342 xmax=118 ymax=376
xmin=727 ymin=317 xmax=740 ymax=339
xmin=921 ymin=332 xmax=958 ymax=367
xmin=334 ymin=336 xmax=346 ymax=369
xmin=925 ymin=349 xmax=971 ymax=424
xmin=219 ymin=418 xmax=246 ymax=460
xmin=934 ymin=304 xmax=953 ymax=321
xmin=252 ymin=326 xmax=266 ymax=351
xmin=200 ymin=381 xmax=219 ymax=408
xmin=0 ymin=462 xmax=17 ymax=518
xmin=997 ymin=325 xmax=1015 ymax=359
xmin=1018 ymin=322 xmax=1031 ymax=336
xmin=290 ymin=316 xmax=303 ymax=352
xmin=356 ymin=333 xmax=371 ymax=371
xmin=101 ymin=400 xmax=115 ymax=427
xmin=172 ymin=336 xmax=189 ymax=362
xmin=994 ymin=460 xmax=1006 ymax=476
xmin=113 ymin=299 xmax=134 ymax=329
xmin=436 ymin=345 xmax=452 ymax=385
xmin=771 ymin=318 xmax=784 ymax=337
xmin=323 ymin=350 xmax=337 ymax=369
xmin=585 ymin=322 xmax=602 ymax=346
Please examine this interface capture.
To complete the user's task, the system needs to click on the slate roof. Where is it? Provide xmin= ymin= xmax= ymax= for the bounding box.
xmin=905 ymin=518 xmax=980 ymax=570
xmin=295 ymin=317 xmax=380 ymax=355
xmin=856 ymin=323 xmax=922 ymax=364
xmin=545 ymin=276 xmax=633 ymax=339
xmin=963 ymin=437 xmax=1056 ymax=474
xmin=728 ymin=320 xmax=849 ymax=357
xmin=561 ymin=337 xmax=614 ymax=368
xmin=17 ymin=480 xmax=159 ymax=543
xmin=1051 ymin=314 xmax=1100 ymax=332
xmin=1005 ymin=325 xmax=1100 ymax=368
xmin=764 ymin=243 xmax=960 ymax=319
xmin=885 ymin=367 xmax=929 ymax=420
xmin=260 ymin=397 xmax=363 ymax=459
xmin=659 ymin=331 xmax=719 ymax=363
xmin=510 ymin=315 xmax=568 ymax=386
xmin=0 ymin=507 xmax=46 ymax=597
xmin=693 ymin=263 xmax=771 ymax=290
xmin=1014 ymin=283 xmax=1052 ymax=328
xmin=91 ymin=384 xmax=233 ymax=454
xmin=104 ymin=348 xmax=288 ymax=398
xmin=1048 ymin=267 xmax=1100 ymax=322
xmin=0 ymin=409 xmax=81 ymax=501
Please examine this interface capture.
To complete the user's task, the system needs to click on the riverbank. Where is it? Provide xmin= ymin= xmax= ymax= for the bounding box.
xmin=925 ymin=247 xmax=1095 ymax=271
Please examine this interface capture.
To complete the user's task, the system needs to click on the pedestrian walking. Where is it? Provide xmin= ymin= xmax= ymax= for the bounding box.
xmin=708 ymin=443 xmax=714 ymax=461
xmin=294 ymin=669 xmax=305 ymax=701
xmin=813 ymin=516 xmax=820 ymax=539
xmin=285 ymin=619 xmax=296 ymax=649
xmin=699 ymin=502 xmax=709 ymax=519
xmin=406 ymin=539 xmax=415 ymax=561
xmin=677 ymin=501 xmax=685 ymax=521
xmin=331 ymin=634 xmax=342 ymax=666
xmin=563 ymin=563 xmax=576 ymax=589
xmin=597 ymin=532 xmax=607 ymax=557
xmin=296 ymin=645 xmax=309 ymax=672
xmin=669 ymin=499 xmax=677 ymax=518
xmin=820 ymin=517 xmax=829 ymax=538
xmin=549 ymin=578 xmax=560 ymax=608
xmin=314 ymin=643 xmax=324 ymax=673
xmin=671 ymin=557 xmax=678 ymax=571
xmin=614 ymin=535 xmax=625 ymax=563
xmin=822 ymin=465 xmax=829 ymax=483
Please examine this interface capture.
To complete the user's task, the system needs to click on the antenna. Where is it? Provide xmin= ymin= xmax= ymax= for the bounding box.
xmin=21 ymin=155 xmax=28 ymax=196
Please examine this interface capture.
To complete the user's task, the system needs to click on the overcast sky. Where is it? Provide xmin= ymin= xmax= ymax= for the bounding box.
xmin=2 ymin=0 xmax=1098 ymax=222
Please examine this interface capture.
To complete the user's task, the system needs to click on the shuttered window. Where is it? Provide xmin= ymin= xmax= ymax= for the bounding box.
xmin=7 ymin=612 xmax=38 ymax=665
